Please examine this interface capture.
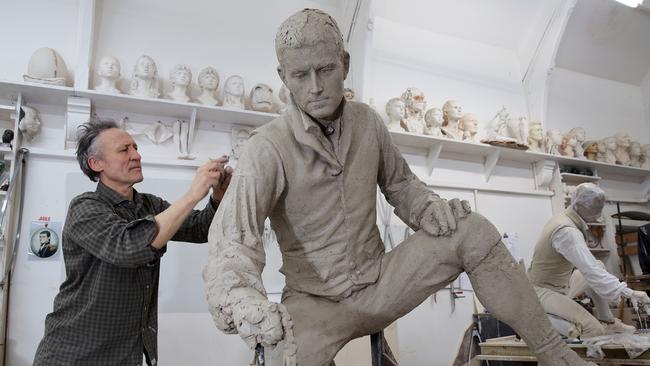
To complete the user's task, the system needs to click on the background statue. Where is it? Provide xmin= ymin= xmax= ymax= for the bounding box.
xmin=196 ymin=67 xmax=220 ymax=106
xmin=460 ymin=113 xmax=479 ymax=142
xmin=528 ymin=121 xmax=545 ymax=152
xmin=614 ymin=133 xmax=631 ymax=165
xmin=222 ymin=75 xmax=246 ymax=109
xmin=602 ymin=137 xmax=617 ymax=164
xmin=442 ymin=100 xmax=463 ymax=140
xmin=583 ymin=141 xmax=598 ymax=161
xmin=385 ymin=97 xmax=406 ymax=132
xmin=94 ymin=56 xmax=121 ymax=94
xmin=128 ymin=55 xmax=160 ymax=98
xmin=424 ymin=108 xmax=443 ymax=137
xmin=559 ymin=131 xmax=577 ymax=157
xmin=401 ymin=88 xmax=427 ymax=134
xmin=629 ymin=141 xmax=642 ymax=168
xmin=545 ymin=128 xmax=563 ymax=155
xmin=19 ymin=106 xmax=41 ymax=141
xmin=569 ymin=127 xmax=586 ymax=159
xmin=278 ymin=84 xmax=291 ymax=114
xmin=166 ymin=64 xmax=192 ymax=102
xmin=343 ymin=88 xmax=355 ymax=102
xmin=249 ymin=83 xmax=275 ymax=113
xmin=485 ymin=106 xmax=517 ymax=143
xmin=642 ymin=144 xmax=650 ymax=169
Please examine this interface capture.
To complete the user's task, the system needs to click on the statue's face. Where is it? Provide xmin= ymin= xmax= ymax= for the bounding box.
xmin=444 ymin=101 xmax=463 ymax=121
xmin=199 ymin=73 xmax=219 ymax=90
xmin=616 ymin=134 xmax=631 ymax=147
xmin=631 ymin=144 xmax=641 ymax=156
xmin=278 ymin=41 xmax=349 ymax=120
xmin=410 ymin=93 xmax=426 ymax=112
xmin=251 ymin=86 xmax=274 ymax=111
xmin=461 ymin=114 xmax=479 ymax=133
xmin=425 ymin=108 xmax=443 ymax=127
xmin=387 ymin=100 xmax=405 ymax=120
xmin=226 ymin=77 xmax=244 ymax=96
xmin=99 ymin=57 xmax=119 ymax=78
xmin=585 ymin=143 xmax=598 ymax=154
xmin=530 ymin=124 xmax=543 ymax=140
xmin=136 ymin=57 xmax=155 ymax=78
xmin=171 ymin=68 xmax=191 ymax=87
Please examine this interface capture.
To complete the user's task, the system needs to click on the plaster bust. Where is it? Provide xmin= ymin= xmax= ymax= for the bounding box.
xmin=569 ymin=127 xmax=586 ymax=159
xmin=166 ymin=64 xmax=192 ymax=103
xmin=94 ymin=56 xmax=121 ymax=94
xmin=385 ymin=97 xmax=406 ymax=132
xmin=442 ymin=100 xmax=463 ymax=140
xmin=559 ymin=131 xmax=577 ymax=157
xmin=614 ymin=133 xmax=631 ymax=165
xmin=222 ymin=75 xmax=245 ymax=109
xmin=196 ymin=67 xmax=220 ymax=106
xmin=401 ymin=88 xmax=427 ymax=135
xmin=545 ymin=128 xmax=563 ymax=155
xmin=596 ymin=139 xmax=607 ymax=162
xmin=128 ymin=55 xmax=160 ymax=98
xmin=424 ymin=108 xmax=443 ymax=137
xmin=583 ymin=141 xmax=598 ymax=161
xmin=23 ymin=47 xmax=69 ymax=86
xmin=459 ymin=113 xmax=479 ymax=143
xmin=641 ymin=144 xmax=650 ymax=169
xmin=527 ymin=121 xmax=545 ymax=152
xmin=250 ymin=83 xmax=275 ymax=113
xmin=629 ymin=141 xmax=642 ymax=168
xmin=18 ymin=105 xmax=41 ymax=141
xmin=602 ymin=137 xmax=617 ymax=164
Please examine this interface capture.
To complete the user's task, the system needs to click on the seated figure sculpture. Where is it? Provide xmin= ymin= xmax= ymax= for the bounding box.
xmin=401 ymin=88 xmax=427 ymax=135
xmin=203 ymin=9 xmax=595 ymax=366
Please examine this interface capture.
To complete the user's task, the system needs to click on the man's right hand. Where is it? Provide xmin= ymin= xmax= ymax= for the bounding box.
xmin=232 ymin=298 xmax=285 ymax=349
xmin=187 ymin=158 xmax=226 ymax=203
xmin=623 ymin=288 xmax=650 ymax=309
xmin=420 ymin=198 xmax=472 ymax=236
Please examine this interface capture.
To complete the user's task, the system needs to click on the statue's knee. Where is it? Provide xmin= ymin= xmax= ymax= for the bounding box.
xmin=457 ymin=212 xmax=502 ymax=271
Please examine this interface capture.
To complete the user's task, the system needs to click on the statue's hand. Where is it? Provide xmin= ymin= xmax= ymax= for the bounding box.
xmin=420 ymin=198 xmax=471 ymax=237
xmin=232 ymin=298 xmax=285 ymax=349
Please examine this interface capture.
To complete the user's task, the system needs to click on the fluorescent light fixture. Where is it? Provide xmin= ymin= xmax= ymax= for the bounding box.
xmin=614 ymin=0 xmax=642 ymax=7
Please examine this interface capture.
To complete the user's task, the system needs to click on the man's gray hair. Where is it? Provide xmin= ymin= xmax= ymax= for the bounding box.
xmin=76 ymin=119 xmax=119 ymax=182
xmin=275 ymin=8 xmax=345 ymax=59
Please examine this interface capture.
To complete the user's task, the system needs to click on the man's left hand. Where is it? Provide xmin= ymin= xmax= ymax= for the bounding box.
xmin=210 ymin=156 xmax=233 ymax=201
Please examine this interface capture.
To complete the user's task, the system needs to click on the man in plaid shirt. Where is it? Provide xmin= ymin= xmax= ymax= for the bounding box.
xmin=34 ymin=120 xmax=232 ymax=366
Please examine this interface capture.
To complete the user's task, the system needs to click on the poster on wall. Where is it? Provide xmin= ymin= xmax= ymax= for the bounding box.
xmin=28 ymin=220 xmax=62 ymax=260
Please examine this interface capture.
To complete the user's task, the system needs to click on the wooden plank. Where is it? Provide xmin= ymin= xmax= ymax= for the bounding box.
xmin=616 ymin=232 xmax=639 ymax=245
xmin=618 ymin=244 xmax=639 ymax=256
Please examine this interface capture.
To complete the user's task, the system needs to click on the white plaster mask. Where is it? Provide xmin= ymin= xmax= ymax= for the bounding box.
xmin=24 ymin=47 xmax=69 ymax=86
xmin=250 ymin=84 xmax=275 ymax=113
xmin=143 ymin=121 xmax=173 ymax=144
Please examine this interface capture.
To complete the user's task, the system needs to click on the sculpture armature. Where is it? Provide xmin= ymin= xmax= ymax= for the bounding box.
xmin=401 ymin=88 xmax=427 ymax=134
xmin=203 ymin=9 xmax=594 ymax=366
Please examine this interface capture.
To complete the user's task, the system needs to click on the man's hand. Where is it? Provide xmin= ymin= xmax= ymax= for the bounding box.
xmin=232 ymin=298 xmax=285 ymax=349
xmin=420 ymin=198 xmax=472 ymax=236
xmin=187 ymin=159 xmax=225 ymax=203
xmin=209 ymin=156 xmax=233 ymax=201
xmin=623 ymin=288 xmax=650 ymax=309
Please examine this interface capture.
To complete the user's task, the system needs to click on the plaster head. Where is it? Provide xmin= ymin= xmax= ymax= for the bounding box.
xmin=250 ymin=83 xmax=275 ymax=112
xmin=562 ymin=132 xmax=577 ymax=147
xmin=198 ymin=67 xmax=219 ymax=90
xmin=529 ymin=121 xmax=543 ymax=141
xmin=170 ymin=64 xmax=192 ymax=87
xmin=24 ymin=47 xmax=68 ymax=85
xmin=275 ymin=9 xmax=349 ymax=120
xmin=424 ymin=108 xmax=443 ymax=128
xmin=571 ymin=183 xmax=605 ymax=222
xmin=569 ymin=127 xmax=586 ymax=142
xmin=385 ymin=98 xmax=405 ymax=121
xmin=597 ymin=139 xmax=607 ymax=153
xmin=547 ymin=129 xmax=563 ymax=144
xmin=401 ymin=88 xmax=426 ymax=113
xmin=604 ymin=136 xmax=617 ymax=151
xmin=642 ymin=144 xmax=650 ymax=157
xmin=630 ymin=141 xmax=641 ymax=157
xmin=343 ymin=88 xmax=355 ymax=101
xmin=460 ymin=113 xmax=479 ymax=134
xmin=584 ymin=141 xmax=598 ymax=154
xmin=615 ymin=133 xmax=631 ymax=147
xmin=134 ymin=55 xmax=157 ymax=79
xmin=98 ymin=56 xmax=120 ymax=79
xmin=442 ymin=100 xmax=463 ymax=124
xmin=224 ymin=75 xmax=245 ymax=98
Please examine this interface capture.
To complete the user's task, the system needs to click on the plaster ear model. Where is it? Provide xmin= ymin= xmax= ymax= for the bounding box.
xmin=128 ymin=55 xmax=160 ymax=98
xmin=249 ymin=83 xmax=275 ymax=113
xmin=459 ymin=113 xmax=479 ymax=143
xmin=527 ymin=121 xmax=545 ymax=152
xmin=23 ymin=47 xmax=69 ymax=86
xmin=143 ymin=121 xmax=172 ymax=144
xmin=629 ymin=141 xmax=642 ymax=168
xmin=569 ymin=127 xmax=586 ymax=159
xmin=401 ymin=88 xmax=427 ymax=135
xmin=614 ymin=133 xmax=632 ymax=166
xmin=166 ymin=64 xmax=192 ymax=103
xmin=18 ymin=106 xmax=41 ymax=141
xmin=222 ymin=75 xmax=246 ymax=109
xmin=197 ymin=67 xmax=220 ymax=106
xmin=94 ymin=56 xmax=122 ymax=94
xmin=424 ymin=108 xmax=443 ymax=137
xmin=385 ymin=97 xmax=407 ymax=133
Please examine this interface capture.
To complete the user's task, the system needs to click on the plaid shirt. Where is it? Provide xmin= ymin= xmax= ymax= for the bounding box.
xmin=34 ymin=181 xmax=217 ymax=366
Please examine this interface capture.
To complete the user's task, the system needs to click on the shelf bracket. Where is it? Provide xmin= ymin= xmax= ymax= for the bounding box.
xmin=484 ymin=150 xmax=500 ymax=182
xmin=426 ymin=141 xmax=443 ymax=177
xmin=534 ymin=159 xmax=557 ymax=190
xmin=64 ymin=96 xmax=91 ymax=150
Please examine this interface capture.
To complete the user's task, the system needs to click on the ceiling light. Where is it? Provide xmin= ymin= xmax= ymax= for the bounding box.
xmin=614 ymin=0 xmax=642 ymax=7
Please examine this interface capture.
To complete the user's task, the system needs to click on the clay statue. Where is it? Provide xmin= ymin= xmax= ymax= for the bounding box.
xmin=166 ymin=64 xmax=192 ymax=103
xmin=441 ymin=100 xmax=464 ymax=140
xmin=424 ymin=108 xmax=443 ymax=137
xmin=629 ymin=141 xmax=642 ymax=168
xmin=485 ymin=106 xmax=518 ymax=144
xmin=545 ymin=129 xmax=563 ymax=155
xmin=401 ymin=88 xmax=427 ymax=134
xmin=642 ymin=144 xmax=650 ymax=169
xmin=128 ymin=55 xmax=160 ymax=98
xmin=196 ymin=67 xmax=220 ymax=106
xmin=18 ymin=105 xmax=41 ymax=141
xmin=203 ymin=8 xmax=594 ymax=366
xmin=94 ymin=56 xmax=121 ymax=94
xmin=528 ymin=121 xmax=545 ymax=153
xmin=385 ymin=97 xmax=406 ymax=132
xmin=23 ymin=47 xmax=69 ymax=86
xmin=614 ymin=133 xmax=632 ymax=166
xmin=569 ymin=127 xmax=586 ymax=159
xmin=249 ymin=83 xmax=275 ymax=113
xmin=559 ymin=131 xmax=577 ymax=157
xmin=583 ymin=141 xmax=598 ymax=161
xmin=222 ymin=75 xmax=245 ymax=109
xmin=460 ymin=113 xmax=479 ymax=143
xmin=602 ymin=137 xmax=617 ymax=165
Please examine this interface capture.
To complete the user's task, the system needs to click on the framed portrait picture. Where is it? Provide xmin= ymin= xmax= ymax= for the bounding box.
xmin=29 ymin=221 xmax=61 ymax=259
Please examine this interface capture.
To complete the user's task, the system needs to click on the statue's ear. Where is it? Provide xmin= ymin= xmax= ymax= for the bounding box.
xmin=277 ymin=65 xmax=287 ymax=85
xmin=342 ymin=51 xmax=350 ymax=79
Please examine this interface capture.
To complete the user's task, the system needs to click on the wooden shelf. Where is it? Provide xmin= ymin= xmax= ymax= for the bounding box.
xmin=0 ymin=79 xmax=74 ymax=106
xmin=560 ymin=172 xmax=601 ymax=183
xmin=589 ymin=248 xmax=610 ymax=258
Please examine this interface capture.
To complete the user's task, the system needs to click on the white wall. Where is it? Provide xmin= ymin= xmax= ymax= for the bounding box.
xmin=642 ymin=70 xmax=650 ymax=129
xmin=546 ymin=67 xmax=649 ymax=143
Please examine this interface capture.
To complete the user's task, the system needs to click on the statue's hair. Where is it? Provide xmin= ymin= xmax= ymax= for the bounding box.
xmin=275 ymin=9 xmax=345 ymax=59
xmin=198 ymin=67 xmax=219 ymax=87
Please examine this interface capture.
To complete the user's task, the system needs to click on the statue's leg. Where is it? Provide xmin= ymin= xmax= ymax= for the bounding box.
xmin=460 ymin=213 xmax=596 ymax=366
xmin=536 ymin=285 xmax=605 ymax=338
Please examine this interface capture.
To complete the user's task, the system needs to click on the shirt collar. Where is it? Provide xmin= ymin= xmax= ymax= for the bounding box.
xmin=292 ymin=95 xmax=346 ymax=135
xmin=565 ymin=207 xmax=589 ymax=233
xmin=96 ymin=181 xmax=142 ymax=207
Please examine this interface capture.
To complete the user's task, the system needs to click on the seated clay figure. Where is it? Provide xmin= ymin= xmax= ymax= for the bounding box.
xmin=385 ymin=97 xmax=406 ymax=132
xmin=401 ymin=88 xmax=427 ymax=134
